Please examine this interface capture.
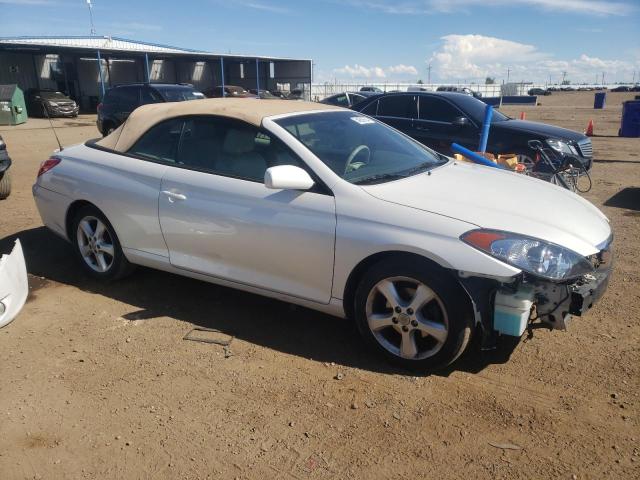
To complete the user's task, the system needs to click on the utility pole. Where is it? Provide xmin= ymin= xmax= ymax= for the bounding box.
xmin=602 ymin=71 xmax=605 ymax=86
xmin=561 ymin=71 xmax=567 ymax=84
xmin=427 ymin=63 xmax=432 ymax=85
xmin=506 ymin=68 xmax=510 ymax=83
xmin=86 ymin=0 xmax=96 ymax=36
xmin=633 ymin=70 xmax=636 ymax=84
xmin=595 ymin=73 xmax=599 ymax=85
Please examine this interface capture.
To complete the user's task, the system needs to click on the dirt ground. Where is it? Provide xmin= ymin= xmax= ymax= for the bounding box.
xmin=0 ymin=92 xmax=638 ymax=479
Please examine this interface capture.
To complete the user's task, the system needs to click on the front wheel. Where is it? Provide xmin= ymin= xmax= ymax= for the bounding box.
xmin=71 ymin=205 xmax=133 ymax=281
xmin=0 ymin=170 xmax=11 ymax=200
xmin=354 ymin=258 xmax=474 ymax=371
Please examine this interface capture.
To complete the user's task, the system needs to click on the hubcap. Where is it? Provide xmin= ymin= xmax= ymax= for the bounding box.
xmin=365 ymin=276 xmax=449 ymax=360
xmin=76 ymin=216 xmax=115 ymax=273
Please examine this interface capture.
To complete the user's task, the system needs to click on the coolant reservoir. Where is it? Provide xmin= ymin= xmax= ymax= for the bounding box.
xmin=493 ymin=286 xmax=535 ymax=337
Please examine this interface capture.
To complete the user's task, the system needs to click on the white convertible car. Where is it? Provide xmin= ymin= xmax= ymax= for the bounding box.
xmin=33 ymin=99 xmax=613 ymax=369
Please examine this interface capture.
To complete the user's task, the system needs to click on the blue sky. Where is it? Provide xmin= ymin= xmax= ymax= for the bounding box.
xmin=1 ymin=0 xmax=639 ymax=83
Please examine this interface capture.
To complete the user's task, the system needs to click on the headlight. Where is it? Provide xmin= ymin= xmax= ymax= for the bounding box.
xmin=547 ymin=138 xmax=577 ymax=155
xmin=48 ymin=102 xmax=58 ymax=107
xmin=461 ymin=229 xmax=594 ymax=280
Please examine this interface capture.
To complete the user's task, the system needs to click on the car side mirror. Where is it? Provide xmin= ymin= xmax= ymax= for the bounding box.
xmin=452 ymin=116 xmax=469 ymax=127
xmin=264 ymin=165 xmax=315 ymax=191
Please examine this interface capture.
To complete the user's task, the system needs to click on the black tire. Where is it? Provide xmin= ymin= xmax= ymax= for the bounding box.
xmin=71 ymin=205 xmax=134 ymax=281
xmin=353 ymin=257 xmax=474 ymax=371
xmin=0 ymin=170 xmax=11 ymax=200
xmin=102 ymin=123 xmax=114 ymax=137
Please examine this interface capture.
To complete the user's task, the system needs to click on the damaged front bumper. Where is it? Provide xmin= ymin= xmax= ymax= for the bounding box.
xmin=0 ymin=240 xmax=28 ymax=328
xmin=460 ymin=238 xmax=613 ymax=347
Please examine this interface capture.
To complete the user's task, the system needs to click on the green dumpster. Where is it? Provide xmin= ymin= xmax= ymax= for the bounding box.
xmin=0 ymin=84 xmax=28 ymax=125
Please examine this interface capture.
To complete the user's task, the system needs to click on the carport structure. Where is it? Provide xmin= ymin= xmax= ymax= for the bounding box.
xmin=0 ymin=36 xmax=312 ymax=112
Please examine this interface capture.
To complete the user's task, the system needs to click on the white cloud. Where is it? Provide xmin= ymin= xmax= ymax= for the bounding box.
xmin=217 ymin=0 xmax=291 ymax=14
xmin=388 ymin=64 xmax=419 ymax=75
xmin=334 ymin=64 xmax=385 ymax=79
xmin=428 ymin=34 xmax=639 ymax=82
xmin=333 ymin=64 xmax=419 ymax=79
xmin=344 ymin=0 xmax=635 ymax=16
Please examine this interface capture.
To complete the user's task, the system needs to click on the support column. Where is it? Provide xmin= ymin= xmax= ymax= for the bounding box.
xmin=220 ymin=57 xmax=225 ymax=96
xmin=255 ymin=58 xmax=260 ymax=93
xmin=144 ymin=53 xmax=150 ymax=83
xmin=96 ymin=50 xmax=105 ymax=98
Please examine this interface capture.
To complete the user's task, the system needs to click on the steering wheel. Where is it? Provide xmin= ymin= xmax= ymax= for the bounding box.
xmin=344 ymin=145 xmax=371 ymax=175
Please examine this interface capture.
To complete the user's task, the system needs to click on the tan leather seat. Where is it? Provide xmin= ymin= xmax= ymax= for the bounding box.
xmin=218 ymin=128 xmax=267 ymax=180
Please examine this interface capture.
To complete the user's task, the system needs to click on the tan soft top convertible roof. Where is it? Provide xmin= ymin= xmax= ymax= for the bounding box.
xmin=96 ymin=98 xmax=340 ymax=152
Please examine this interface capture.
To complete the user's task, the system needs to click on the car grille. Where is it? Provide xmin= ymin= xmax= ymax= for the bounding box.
xmin=577 ymin=138 xmax=593 ymax=158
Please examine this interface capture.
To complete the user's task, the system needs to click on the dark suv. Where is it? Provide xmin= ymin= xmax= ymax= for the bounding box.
xmin=97 ymin=83 xmax=205 ymax=135
xmin=352 ymin=92 xmax=594 ymax=171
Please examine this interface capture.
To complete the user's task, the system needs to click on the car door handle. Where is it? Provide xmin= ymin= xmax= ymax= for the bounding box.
xmin=162 ymin=190 xmax=187 ymax=202
xmin=416 ymin=125 xmax=429 ymax=131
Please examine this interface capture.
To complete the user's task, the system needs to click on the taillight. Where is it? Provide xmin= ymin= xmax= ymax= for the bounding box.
xmin=38 ymin=157 xmax=61 ymax=177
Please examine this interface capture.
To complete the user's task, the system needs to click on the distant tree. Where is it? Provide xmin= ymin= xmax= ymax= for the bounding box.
xmin=561 ymin=79 xmax=571 ymax=85
xmin=417 ymin=79 xmax=424 ymax=84
xmin=485 ymin=77 xmax=496 ymax=84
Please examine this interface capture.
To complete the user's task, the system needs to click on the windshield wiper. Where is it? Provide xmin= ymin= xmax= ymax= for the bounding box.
xmin=352 ymin=173 xmax=407 ymax=185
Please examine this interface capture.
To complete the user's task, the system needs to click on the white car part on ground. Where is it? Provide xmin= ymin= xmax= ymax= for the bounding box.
xmin=0 ymin=239 xmax=28 ymax=328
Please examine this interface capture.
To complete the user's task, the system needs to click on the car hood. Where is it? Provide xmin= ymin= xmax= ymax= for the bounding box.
xmin=361 ymin=161 xmax=610 ymax=256
xmin=494 ymin=119 xmax=586 ymax=142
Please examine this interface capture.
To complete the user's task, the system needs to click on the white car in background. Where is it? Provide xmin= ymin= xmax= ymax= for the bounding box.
xmin=32 ymin=99 xmax=612 ymax=370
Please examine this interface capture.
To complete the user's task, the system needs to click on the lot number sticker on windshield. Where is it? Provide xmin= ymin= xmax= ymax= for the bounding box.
xmin=351 ymin=116 xmax=375 ymax=125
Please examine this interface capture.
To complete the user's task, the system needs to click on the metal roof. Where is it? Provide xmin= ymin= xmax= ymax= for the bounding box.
xmin=0 ymin=36 xmax=204 ymax=54
xmin=0 ymin=36 xmax=311 ymax=62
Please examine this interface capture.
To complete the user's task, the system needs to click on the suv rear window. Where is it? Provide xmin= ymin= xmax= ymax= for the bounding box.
xmin=105 ymin=87 xmax=139 ymax=106
xmin=155 ymin=86 xmax=205 ymax=102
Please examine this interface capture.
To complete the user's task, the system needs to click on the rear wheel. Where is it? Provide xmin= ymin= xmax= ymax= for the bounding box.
xmin=71 ymin=205 xmax=133 ymax=281
xmin=354 ymin=258 xmax=474 ymax=371
xmin=0 ymin=170 xmax=11 ymax=200
xmin=102 ymin=122 xmax=115 ymax=137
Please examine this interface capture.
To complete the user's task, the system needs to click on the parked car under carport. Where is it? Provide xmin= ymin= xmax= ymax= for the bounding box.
xmin=25 ymin=89 xmax=79 ymax=118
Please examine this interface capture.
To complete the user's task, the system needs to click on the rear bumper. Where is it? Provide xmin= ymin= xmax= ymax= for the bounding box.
xmin=32 ymin=184 xmax=72 ymax=240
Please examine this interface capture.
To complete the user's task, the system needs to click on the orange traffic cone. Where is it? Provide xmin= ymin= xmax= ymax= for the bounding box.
xmin=585 ymin=119 xmax=594 ymax=136
xmin=520 ymin=111 xmax=526 ymax=120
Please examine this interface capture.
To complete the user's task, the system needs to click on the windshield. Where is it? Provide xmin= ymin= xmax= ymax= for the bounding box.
xmin=275 ymin=111 xmax=446 ymax=184
xmin=451 ymin=94 xmax=509 ymax=123
xmin=157 ymin=87 xmax=205 ymax=102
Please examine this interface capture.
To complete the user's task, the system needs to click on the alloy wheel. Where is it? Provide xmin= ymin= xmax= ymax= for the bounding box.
xmin=365 ymin=276 xmax=449 ymax=360
xmin=76 ymin=216 xmax=115 ymax=273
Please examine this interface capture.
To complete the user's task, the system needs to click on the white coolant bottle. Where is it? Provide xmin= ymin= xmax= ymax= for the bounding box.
xmin=493 ymin=286 xmax=535 ymax=337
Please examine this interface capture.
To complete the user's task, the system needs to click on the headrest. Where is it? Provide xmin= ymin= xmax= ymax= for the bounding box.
xmin=223 ymin=128 xmax=256 ymax=155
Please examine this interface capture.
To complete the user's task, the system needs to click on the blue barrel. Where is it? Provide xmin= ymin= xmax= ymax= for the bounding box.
xmin=594 ymin=92 xmax=606 ymax=109
xmin=620 ymin=100 xmax=640 ymax=137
